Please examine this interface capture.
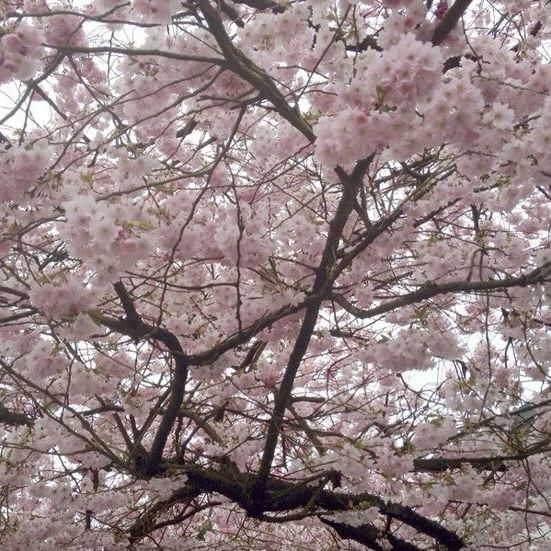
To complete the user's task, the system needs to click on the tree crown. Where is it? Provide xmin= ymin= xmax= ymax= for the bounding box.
xmin=1 ymin=1 xmax=551 ymax=549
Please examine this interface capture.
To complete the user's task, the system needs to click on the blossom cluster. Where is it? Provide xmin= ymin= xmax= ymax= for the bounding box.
xmin=313 ymin=33 xmax=444 ymax=167
xmin=0 ymin=142 xmax=52 ymax=202
xmin=60 ymin=195 xmax=150 ymax=282
xmin=28 ymin=277 xmax=94 ymax=320
xmin=0 ymin=22 xmax=43 ymax=83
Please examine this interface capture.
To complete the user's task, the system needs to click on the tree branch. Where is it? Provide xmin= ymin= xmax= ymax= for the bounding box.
xmin=330 ymin=263 xmax=551 ymax=320
xmin=250 ymin=158 xmax=373 ymax=509
xmin=431 ymin=0 xmax=473 ymax=45
xmin=147 ymin=462 xmax=466 ymax=549
xmin=320 ymin=517 xmax=420 ymax=551
xmin=345 ymin=35 xmax=382 ymax=53
xmin=110 ymin=281 xmax=189 ymax=477
xmin=197 ymin=0 xmax=315 ymax=143
xmin=319 ymin=518 xmax=388 ymax=551
xmin=0 ymin=403 xmax=33 ymax=427
xmin=128 ymin=486 xmax=202 ymax=544
xmin=230 ymin=0 xmax=284 ymax=13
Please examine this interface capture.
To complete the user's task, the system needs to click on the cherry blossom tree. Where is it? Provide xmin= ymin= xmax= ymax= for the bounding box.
xmin=2 ymin=0 xmax=551 ymax=548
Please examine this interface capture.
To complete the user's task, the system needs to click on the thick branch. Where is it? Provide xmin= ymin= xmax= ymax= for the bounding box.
xmin=320 ymin=518 xmax=420 ymax=551
xmin=414 ymin=456 xmax=507 ymax=473
xmin=230 ymin=0 xmax=282 ymax=10
xmin=431 ymin=0 xmax=473 ymax=45
xmin=319 ymin=518 xmax=387 ymax=551
xmin=250 ymin=158 xmax=372 ymax=509
xmin=219 ymin=0 xmax=245 ymax=26
xmin=157 ymin=463 xmax=466 ymax=549
xmin=414 ymin=445 xmax=551 ymax=473
xmin=98 ymin=300 xmax=308 ymax=373
xmin=0 ymin=286 xmax=31 ymax=300
xmin=109 ymin=281 xmax=189 ymax=476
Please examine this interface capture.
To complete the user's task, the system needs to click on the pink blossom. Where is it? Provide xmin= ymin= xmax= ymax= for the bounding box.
xmin=2 ymin=2 xmax=551 ymax=550
xmin=0 ymin=22 xmax=43 ymax=82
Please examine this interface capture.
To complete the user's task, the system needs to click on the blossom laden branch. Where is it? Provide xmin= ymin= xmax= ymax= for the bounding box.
xmin=196 ymin=0 xmax=316 ymax=143
xmin=46 ymin=45 xmax=222 ymax=65
xmin=330 ymin=263 xmax=551 ymax=320
xmin=251 ymin=157 xmax=373 ymax=509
